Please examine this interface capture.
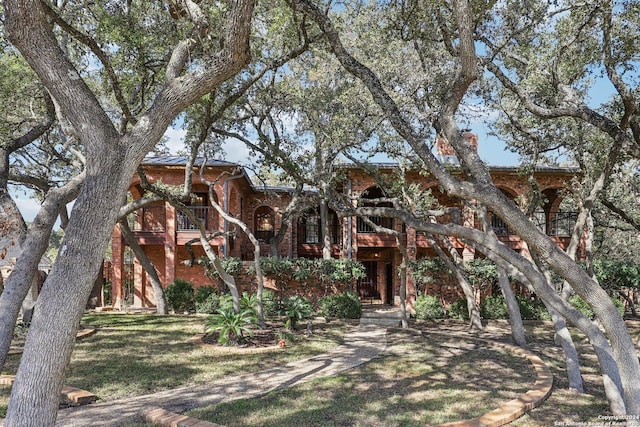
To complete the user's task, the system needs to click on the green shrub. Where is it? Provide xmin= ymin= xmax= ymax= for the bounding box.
xmin=261 ymin=289 xmax=280 ymax=316
xmin=612 ymin=297 xmax=626 ymax=317
xmin=533 ymin=299 xmax=552 ymax=321
xmin=200 ymin=256 xmax=243 ymax=278
xmin=570 ymin=295 xmax=625 ymax=319
xmin=205 ymin=308 xmax=257 ymax=345
xmin=194 ymin=286 xmax=217 ymax=305
xmin=414 ymin=294 xmax=445 ymax=320
xmin=165 ymin=279 xmax=195 ymax=312
xmin=280 ymin=295 xmax=313 ymax=330
xmin=481 ymin=295 xmax=508 ymax=319
xmin=409 ymin=258 xmax=449 ymax=287
xmin=480 ymin=294 xmax=547 ymax=320
xmin=516 ymin=296 xmax=540 ymax=320
xmin=448 ymin=298 xmax=469 ymax=320
xmin=196 ymin=292 xmax=221 ymax=314
xmin=240 ymin=291 xmax=258 ymax=315
xmin=256 ymin=257 xmax=365 ymax=289
xmin=318 ymin=292 xmax=362 ymax=318
xmin=569 ymin=295 xmax=594 ymax=318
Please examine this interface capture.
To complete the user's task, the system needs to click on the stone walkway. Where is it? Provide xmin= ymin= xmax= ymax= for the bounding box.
xmin=54 ymin=324 xmax=387 ymax=426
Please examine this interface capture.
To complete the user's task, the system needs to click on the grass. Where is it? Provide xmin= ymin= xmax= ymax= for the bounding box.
xmin=0 ymin=313 xmax=348 ymax=417
xmin=187 ymin=329 xmax=535 ymax=426
xmin=1 ymin=314 xmax=637 ymax=425
xmin=509 ymin=321 xmax=612 ymax=426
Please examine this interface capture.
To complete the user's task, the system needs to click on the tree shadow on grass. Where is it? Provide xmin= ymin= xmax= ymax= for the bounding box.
xmin=187 ymin=330 xmax=538 ymax=426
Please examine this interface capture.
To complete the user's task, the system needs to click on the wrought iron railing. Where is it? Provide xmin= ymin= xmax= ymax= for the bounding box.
xmin=490 ymin=214 xmax=510 ymax=235
xmin=177 ymin=206 xmax=211 ymax=231
xmin=356 ymin=216 xmax=394 ymax=233
xmin=546 ymin=211 xmax=578 ymax=237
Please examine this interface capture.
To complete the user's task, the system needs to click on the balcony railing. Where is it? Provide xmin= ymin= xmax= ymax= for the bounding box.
xmin=491 ymin=215 xmax=511 ymax=236
xmin=128 ymin=205 xmax=219 ymax=233
xmin=357 ymin=216 xmax=394 ymax=233
xmin=547 ymin=212 xmax=578 ymax=237
xmin=177 ymin=206 xmax=212 ymax=231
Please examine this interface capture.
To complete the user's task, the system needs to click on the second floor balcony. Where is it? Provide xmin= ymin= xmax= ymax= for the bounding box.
xmin=129 ymin=205 xmax=218 ymax=234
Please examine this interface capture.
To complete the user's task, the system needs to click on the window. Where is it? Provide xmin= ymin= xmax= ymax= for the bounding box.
xmin=357 ymin=216 xmax=394 ymax=233
xmin=255 ymin=206 xmax=275 ymax=243
xmin=304 ymin=215 xmax=321 ymax=243
xmin=489 ymin=212 xmax=510 ymax=235
xmin=549 ymin=211 xmax=577 ymax=236
xmin=300 ymin=210 xmax=340 ymax=244
xmin=533 ymin=209 xmax=547 ymax=234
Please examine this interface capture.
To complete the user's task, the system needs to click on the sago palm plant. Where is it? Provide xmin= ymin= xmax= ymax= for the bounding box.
xmin=205 ymin=308 xmax=257 ymax=345
xmin=280 ymin=296 xmax=313 ymax=330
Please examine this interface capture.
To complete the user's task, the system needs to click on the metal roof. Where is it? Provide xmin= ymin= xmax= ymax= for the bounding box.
xmin=142 ymin=156 xmax=239 ymax=167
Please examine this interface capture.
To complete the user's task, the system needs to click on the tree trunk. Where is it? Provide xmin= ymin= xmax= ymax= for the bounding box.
xmin=295 ymin=0 xmax=640 ymax=412
xmin=118 ymin=220 xmax=168 ymax=314
xmin=397 ymin=241 xmax=409 ymax=328
xmin=4 ymin=0 xmax=254 ymax=421
xmin=527 ymin=247 xmax=584 ymax=392
xmin=548 ymin=305 xmax=585 ymax=393
xmin=0 ymin=174 xmax=83 ymax=373
xmin=320 ymin=200 xmax=332 ymax=260
xmin=19 ymin=277 xmax=38 ymax=325
xmin=497 ymin=267 xmax=526 ymax=346
xmin=212 ymin=256 xmax=241 ymax=312
xmin=617 ymin=291 xmax=637 ymax=317
xmin=6 ymin=163 xmax=132 ymax=426
xmin=429 ymin=234 xmax=483 ymax=330
xmin=207 ymin=193 xmax=266 ymax=327
xmin=469 ymin=235 xmax=626 ymax=414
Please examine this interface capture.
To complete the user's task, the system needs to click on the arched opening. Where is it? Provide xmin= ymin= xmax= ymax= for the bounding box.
xmin=540 ymin=189 xmax=577 ymax=237
xmin=176 ymin=192 xmax=219 ymax=231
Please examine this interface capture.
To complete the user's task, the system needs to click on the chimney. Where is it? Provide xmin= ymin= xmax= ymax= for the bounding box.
xmin=436 ymin=131 xmax=478 ymax=165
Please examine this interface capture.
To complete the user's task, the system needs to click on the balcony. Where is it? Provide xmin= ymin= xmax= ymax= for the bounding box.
xmin=356 ymin=216 xmax=394 ymax=233
xmin=540 ymin=211 xmax=578 ymax=237
xmin=176 ymin=206 xmax=215 ymax=231
xmin=127 ymin=206 xmax=220 ymax=246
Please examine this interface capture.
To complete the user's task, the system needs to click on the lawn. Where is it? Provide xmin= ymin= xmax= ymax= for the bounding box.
xmin=0 ymin=312 xmax=348 ymax=417
xmin=185 ymin=320 xmax=627 ymax=427
xmin=187 ymin=329 xmax=535 ymax=426
xmin=0 ymin=314 xmax=635 ymax=425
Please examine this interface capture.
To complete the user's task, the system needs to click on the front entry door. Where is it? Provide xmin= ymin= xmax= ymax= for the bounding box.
xmin=385 ymin=262 xmax=393 ymax=305
xmin=358 ymin=261 xmax=378 ymax=299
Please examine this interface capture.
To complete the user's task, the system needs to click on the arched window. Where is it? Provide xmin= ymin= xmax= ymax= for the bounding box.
xmin=255 ymin=206 xmax=275 ymax=243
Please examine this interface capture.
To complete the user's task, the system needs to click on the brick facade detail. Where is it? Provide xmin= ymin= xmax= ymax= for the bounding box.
xmin=108 ymin=153 xmax=582 ymax=310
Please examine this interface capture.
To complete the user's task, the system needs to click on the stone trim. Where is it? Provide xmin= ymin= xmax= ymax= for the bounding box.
xmin=0 ymin=375 xmax=97 ymax=405
xmin=143 ymin=406 xmax=224 ymax=427
xmin=7 ymin=325 xmax=96 ymax=356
